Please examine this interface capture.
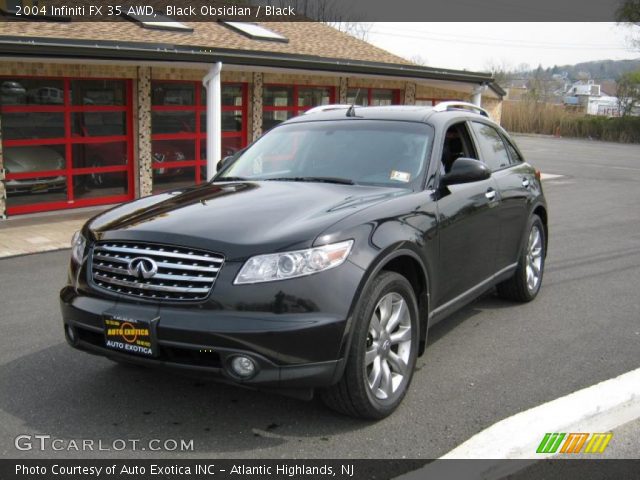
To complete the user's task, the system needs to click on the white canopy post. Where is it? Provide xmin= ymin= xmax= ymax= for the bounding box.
xmin=471 ymin=84 xmax=488 ymax=107
xmin=203 ymin=62 xmax=222 ymax=180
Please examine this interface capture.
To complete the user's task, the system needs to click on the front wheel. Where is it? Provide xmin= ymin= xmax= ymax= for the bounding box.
xmin=321 ymin=271 xmax=419 ymax=419
xmin=497 ymin=214 xmax=546 ymax=302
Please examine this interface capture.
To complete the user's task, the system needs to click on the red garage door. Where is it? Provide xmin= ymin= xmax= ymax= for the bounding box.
xmin=0 ymin=77 xmax=134 ymax=215
xmin=150 ymin=81 xmax=248 ymax=193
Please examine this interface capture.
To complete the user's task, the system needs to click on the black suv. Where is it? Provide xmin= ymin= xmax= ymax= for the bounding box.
xmin=60 ymin=102 xmax=547 ymax=419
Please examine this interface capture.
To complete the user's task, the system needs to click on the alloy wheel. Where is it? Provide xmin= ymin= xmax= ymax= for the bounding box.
xmin=526 ymin=225 xmax=543 ymax=292
xmin=364 ymin=292 xmax=412 ymax=401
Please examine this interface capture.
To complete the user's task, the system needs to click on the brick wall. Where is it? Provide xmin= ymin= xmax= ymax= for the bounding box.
xmin=415 ymin=84 xmax=472 ymax=102
xmin=0 ymin=62 xmax=136 ymax=78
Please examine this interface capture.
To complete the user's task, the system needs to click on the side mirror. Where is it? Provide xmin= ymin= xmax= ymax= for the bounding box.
xmin=216 ymin=155 xmax=234 ymax=172
xmin=441 ymin=158 xmax=491 ymax=186
xmin=216 ymin=147 xmax=247 ymax=172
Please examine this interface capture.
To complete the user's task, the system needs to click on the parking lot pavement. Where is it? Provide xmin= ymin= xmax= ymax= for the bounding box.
xmin=0 ymin=136 xmax=638 ymax=460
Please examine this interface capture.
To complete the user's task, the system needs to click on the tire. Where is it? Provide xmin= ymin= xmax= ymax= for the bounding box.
xmin=496 ymin=214 xmax=546 ymax=302
xmin=321 ymin=271 xmax=419 ymax=419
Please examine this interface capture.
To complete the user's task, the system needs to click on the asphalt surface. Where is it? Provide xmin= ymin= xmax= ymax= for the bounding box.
xmin=0 ymin=135 xmax=639 ymax=460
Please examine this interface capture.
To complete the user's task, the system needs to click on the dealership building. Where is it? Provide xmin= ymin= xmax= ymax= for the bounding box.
xmin=0 ymin=18 xmax=504 ymax=217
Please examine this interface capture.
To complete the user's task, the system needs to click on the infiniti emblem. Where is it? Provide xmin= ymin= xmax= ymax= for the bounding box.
xmin=127 ymin=257 xmax=158 ymax=280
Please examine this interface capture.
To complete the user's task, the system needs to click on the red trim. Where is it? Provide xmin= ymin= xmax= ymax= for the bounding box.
xmin=152 ymin=160 xmax=198 ymax=169
xmin=6 ymin=169 xmax=65 ymax=180
xmin=7 ymin=194 xmax=131 ymax=216
xmin=1 ymin=76 xmax=135 ymax=215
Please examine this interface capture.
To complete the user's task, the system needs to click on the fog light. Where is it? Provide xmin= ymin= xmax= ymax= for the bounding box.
xmin=230 ymin=355 xmax=256 ymax=378
xmin=66 ymin=325 xmax=77 ymax=343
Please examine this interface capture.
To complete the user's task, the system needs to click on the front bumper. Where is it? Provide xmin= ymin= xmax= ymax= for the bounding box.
xmin=60 ymin=286 xmax=350 ymax=389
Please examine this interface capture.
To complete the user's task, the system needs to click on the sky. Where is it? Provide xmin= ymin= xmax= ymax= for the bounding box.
xmin=366 ymin=23 xmax=640 ymax=72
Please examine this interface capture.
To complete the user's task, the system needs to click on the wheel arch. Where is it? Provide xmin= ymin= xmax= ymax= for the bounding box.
xmin=337 ymin=245 xmax=431 ymax=373
xmin=532 ymin=204 xmax=549 ymax=253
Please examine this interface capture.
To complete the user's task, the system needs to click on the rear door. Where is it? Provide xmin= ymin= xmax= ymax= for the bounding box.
xmin=468 ymin=121 xmax=531 ymax=271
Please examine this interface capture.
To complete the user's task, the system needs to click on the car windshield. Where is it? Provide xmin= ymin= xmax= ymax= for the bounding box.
xmin=216 ymin=120 xmax=433 ymax=188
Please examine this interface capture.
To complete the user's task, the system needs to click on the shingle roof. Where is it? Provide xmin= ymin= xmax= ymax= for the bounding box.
xmin=0 ymin=20 xmax=413 ymax=66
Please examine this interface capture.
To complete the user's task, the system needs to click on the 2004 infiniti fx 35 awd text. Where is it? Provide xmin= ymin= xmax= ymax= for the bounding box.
xmin=60 ymin=102 xmax=548 ymax=419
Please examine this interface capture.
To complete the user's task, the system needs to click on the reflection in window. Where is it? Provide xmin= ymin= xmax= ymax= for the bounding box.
xmin=70 ymin=80 xmax=126 ymax=106
xmin=73 ymin=112 xmax=126 ymax=137
xmin=0 ymin=79 xmax=64 ymax=105
xmin=262 ymin=85 xmax=335 ymax=131
xmin=152 ymin=82 xmax=195 ymax=106
xmin=74 ymin=172 xmax=129 ymax=195
xmin=72 ymin=142 xmax=128 ymax=169
xmin=470 ymin=122 xmax=511 ymax=171
xmin=151 ymin=111 xmax=196 ymax=134
xmin=263 ymin=86 xmax=294 ymax=107
xmin=347 ymin=88 xmax=399 ymax=106
xmin=2 ymin=112 xmax=65 ymax=140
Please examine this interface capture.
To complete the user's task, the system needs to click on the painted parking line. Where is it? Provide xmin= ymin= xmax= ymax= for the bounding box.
xmin=540 ymin=173 xmax=564 ymax=180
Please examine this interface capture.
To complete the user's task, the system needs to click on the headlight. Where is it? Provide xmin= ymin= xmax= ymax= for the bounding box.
xmin=234 ymin=240 xmax=354 ymax=284
xmin=71 ymin=231 xmax=86 ymax=265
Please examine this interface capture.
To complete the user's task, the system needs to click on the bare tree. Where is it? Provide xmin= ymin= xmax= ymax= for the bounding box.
xmin=616 ymin=71 xmax=640 ymax=116
xmin=616 ymin=0 xmax=640 ymax=49
xmin=483 ymin=59 xmax=514 ymax=87
xmin=408 ymin=54 xmax=429 ymax=66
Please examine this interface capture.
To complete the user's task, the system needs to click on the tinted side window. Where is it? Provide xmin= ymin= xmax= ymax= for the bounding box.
xmin=470 ymin=122 xmax=511 ymax=171
xmin=504 ymin=138 xmax=523 ymax=164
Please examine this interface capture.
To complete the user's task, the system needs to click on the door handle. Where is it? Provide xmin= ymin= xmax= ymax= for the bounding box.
xmin=485 ymin=189 xmax=496 ymax=201
xmin=522 ymin=178 xmax=531 ymax=188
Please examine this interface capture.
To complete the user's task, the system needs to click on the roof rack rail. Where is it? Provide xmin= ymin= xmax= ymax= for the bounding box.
xmin=432 ymin=101 xmax=489 ymax=117
xmin=303 ymin=104 xmax=353 ymax=114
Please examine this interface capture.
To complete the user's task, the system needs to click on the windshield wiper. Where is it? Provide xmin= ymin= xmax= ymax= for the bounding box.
xmin=214 ymin=176 xmax=248 ymax=182
xmin=265 ymin=176 xmax=355 ymax=185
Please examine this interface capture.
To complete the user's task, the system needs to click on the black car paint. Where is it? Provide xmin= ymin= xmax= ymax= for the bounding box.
xmin=60 ymin=106 xmax=547 ymax=393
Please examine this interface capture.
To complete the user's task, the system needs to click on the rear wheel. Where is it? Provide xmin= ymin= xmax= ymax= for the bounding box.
xmin=497 ymin=214 xmax=546 ymax=302
xmin=322 ymin=271 xmax=419 ymax=419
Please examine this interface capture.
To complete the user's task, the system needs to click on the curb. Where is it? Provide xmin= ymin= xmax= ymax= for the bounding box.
xmin=395 ymin=367 xmax=640 ymax=479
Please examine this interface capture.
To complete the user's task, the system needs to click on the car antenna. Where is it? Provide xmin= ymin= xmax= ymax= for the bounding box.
xmin=346 ymin=89 xmax=360 ymax=117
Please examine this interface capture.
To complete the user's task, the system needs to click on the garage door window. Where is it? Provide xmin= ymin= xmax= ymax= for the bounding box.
xmin=151 ymin=81 xmax=248 ymax=193
xmin=347 ymin=88 xmax=401 ymax=106
xmin=262 ymin=85 xmax=335 ymax=132
xmin=0 ymin=77 xmax=134 ymax=215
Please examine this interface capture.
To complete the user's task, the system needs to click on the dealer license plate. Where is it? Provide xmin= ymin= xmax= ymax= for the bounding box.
xmin=103 ymin=316 xmax=157 ymax=357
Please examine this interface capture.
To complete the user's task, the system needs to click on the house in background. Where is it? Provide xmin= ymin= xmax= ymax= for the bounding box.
xmin=563 ymin=80 xmax=620 ymax=116
xmin=0 ymin=17 xmax=504 ymax=218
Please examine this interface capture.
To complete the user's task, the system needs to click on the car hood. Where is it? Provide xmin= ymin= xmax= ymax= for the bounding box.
xmin=4 ymin=146 xmax=64 ymax=173
xmin=88 ymin=181 xmax=407 ymax=260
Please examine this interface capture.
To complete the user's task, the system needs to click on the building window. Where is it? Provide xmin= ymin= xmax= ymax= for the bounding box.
xmin=150 ymin=81 xmax=248 ymax=193
xmin=346 ymin=88 xmax=401 ymax=107
xmin=0 ymin=77 xmax=134 ymax=215
xmin=262 ymin=84 xmax=335 ymax=131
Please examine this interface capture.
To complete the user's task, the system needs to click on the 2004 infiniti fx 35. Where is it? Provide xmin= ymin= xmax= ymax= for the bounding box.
xmin=60 ymin=102 xmax=548 ymax=419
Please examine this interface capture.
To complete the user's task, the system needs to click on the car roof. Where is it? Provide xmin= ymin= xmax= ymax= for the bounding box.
xmin=284 ymin=105 xmax=496 ymax=128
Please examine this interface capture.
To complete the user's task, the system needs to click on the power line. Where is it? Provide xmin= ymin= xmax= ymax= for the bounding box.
xmin=368 ymin=27 xmax=631 ymax=51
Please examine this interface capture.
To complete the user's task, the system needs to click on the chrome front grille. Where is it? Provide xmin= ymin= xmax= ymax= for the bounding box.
xmin=90 ymin=241 xmax=224 ymax=301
